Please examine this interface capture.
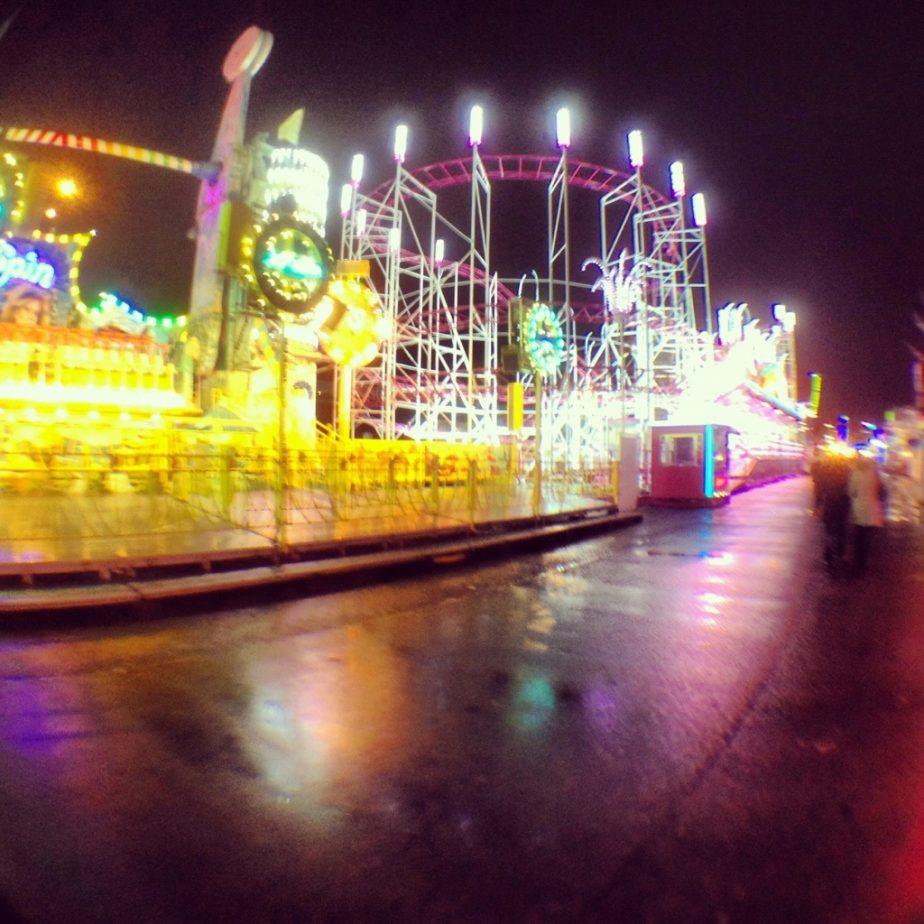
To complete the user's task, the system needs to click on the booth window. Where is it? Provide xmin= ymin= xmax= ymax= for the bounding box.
xmin=661 ymin=434 xmax=700 ymax=466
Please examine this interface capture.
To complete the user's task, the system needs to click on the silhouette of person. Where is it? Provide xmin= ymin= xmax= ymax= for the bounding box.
xmin=816 ymin=451 xmax=851 ymax=568
xmin=848 ymin=453 xmax=885 ymax=575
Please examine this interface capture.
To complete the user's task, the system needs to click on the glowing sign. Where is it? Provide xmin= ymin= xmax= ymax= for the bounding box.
xmin=247 ymin=216 xmax=332 ymax=315
xmin=0 ymin=239 xmax=55 ymax=290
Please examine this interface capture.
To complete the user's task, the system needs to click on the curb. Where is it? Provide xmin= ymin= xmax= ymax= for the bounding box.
xmin=0 ymin=510 xmax=642 ymax=615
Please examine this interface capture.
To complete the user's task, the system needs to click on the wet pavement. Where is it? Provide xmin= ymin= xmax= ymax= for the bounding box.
xmin=0 ymin=476 xmax=923 ymax=923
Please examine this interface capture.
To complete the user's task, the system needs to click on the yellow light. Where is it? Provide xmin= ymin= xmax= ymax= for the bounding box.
xmin=55 ymin=177 xmax=78 ymax=199
xmin=317 ymin=277 xmax=386 ymax=368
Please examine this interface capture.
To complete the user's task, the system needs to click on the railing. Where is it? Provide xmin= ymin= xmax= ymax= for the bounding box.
xmin=0 ymin=436 xmax=618 ymax=555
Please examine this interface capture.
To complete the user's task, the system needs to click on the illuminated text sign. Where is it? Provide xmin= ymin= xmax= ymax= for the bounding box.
xmin=0 ymin=239 xmax=56 ymax=290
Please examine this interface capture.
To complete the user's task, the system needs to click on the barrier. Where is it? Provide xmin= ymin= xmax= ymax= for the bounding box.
xmin=0 ymin=421 xmax=617 ymax=552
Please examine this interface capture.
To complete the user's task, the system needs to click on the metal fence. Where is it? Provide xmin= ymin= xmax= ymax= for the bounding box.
xmin=0 ymin=426 xmax=617 ymax=551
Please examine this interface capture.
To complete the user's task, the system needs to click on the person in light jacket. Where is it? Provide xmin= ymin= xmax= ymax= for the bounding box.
xmin=847 ymin=454 xmax=885 ymax=575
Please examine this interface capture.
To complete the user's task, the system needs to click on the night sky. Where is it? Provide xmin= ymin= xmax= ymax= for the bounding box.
xmin=4 ymin=0 xmax=923 ymax=426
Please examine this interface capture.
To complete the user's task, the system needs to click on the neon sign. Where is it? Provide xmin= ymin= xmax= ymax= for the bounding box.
xmin=0 ymin=239 xmax=56 ymax=290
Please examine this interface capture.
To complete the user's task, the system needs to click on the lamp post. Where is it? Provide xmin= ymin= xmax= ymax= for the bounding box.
xmin=339 ymin=152 xmax=364 ymax=261
xmin=532 ymin=370 xmax=543 ymax=517
xmin=338 ymin=183 xmax=352 ymax=260
xmin=691 ymin=192 xmax=712 ymax=336
xmin=468 ymin=105 xmax=483 ymax=415
xmin=555 ymin=108 xmax=573 ymax=389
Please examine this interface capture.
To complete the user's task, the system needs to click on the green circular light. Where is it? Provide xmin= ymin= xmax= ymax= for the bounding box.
xmin=523 ymin=303 xmax=565 ymax=375
xmin=250 ymin=216 xmax=332 ymax=315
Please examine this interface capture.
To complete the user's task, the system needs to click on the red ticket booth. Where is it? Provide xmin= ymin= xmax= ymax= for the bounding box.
xmin=647 ymin=423 xmax=732 ymax=506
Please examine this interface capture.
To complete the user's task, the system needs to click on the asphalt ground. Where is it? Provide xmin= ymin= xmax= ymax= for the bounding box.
xmin=0 ymin=477 xmax=922 ymax=922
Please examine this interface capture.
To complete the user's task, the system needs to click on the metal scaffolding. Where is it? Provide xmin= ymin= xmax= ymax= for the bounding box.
xmin=339 ymin=149 xmax=712 ymax=467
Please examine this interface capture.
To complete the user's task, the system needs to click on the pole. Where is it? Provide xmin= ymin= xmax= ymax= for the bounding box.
xmin=620 ymin=315 xmax=627 ymax=438
xmin=532 ymin=371 xmax=543 ymax=516
xmin=273 ymin=318 xmax=288 ymax=554
xmin=337 ymin=363 xmax=353 ymax=440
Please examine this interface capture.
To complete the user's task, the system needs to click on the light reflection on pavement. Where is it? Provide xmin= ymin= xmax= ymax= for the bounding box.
xmin=0 ymin=477 xmax=923 ymax=921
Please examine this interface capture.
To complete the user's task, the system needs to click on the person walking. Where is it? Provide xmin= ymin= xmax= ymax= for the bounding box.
xmin=816 ymin=452 xmax=851 ymax=569
xmin=847 ymin=453 xmax=885 ymax=575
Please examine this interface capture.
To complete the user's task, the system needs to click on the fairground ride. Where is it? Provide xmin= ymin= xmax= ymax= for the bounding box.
xmin=340 ymin=110 xmax=808 ymax=492
xmin=0 ymin=27 xmax=810 ymax=507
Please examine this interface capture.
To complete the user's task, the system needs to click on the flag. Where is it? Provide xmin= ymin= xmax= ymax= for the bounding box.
xmin=277 ymin=109 xmax=303 ymax=146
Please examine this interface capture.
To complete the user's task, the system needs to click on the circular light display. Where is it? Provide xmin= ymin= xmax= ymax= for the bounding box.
xmin=247 ymin=216 xmax=333 ymax=316
xmin=523 ymin=302 xmax=565 ymax=375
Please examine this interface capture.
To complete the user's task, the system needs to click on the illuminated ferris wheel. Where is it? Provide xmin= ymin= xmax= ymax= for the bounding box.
xmin=339 ymin=108 xmax=712 ymax=457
